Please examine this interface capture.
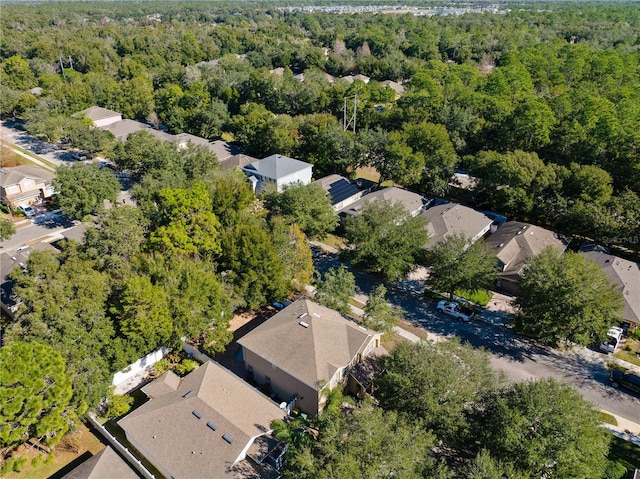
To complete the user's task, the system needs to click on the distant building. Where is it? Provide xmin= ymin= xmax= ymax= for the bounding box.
xmin=339 ymin=186 xmax=426 ymax=220
xmin=237 ymin=298 xmax=384 ymax=416
xmin=381 ymin=80 xmax=405 ymax=98
xmin=485 ymin=221 xmax=569 ymax=295
xmin=313 ymin=174 xmax=363 ymax=211
xmin=74 ymin=106 xmax=122 ymax=128
xmin=75 ymin=106 xmax=242 ymax=161
xmin=118 ymin=361 xmax=286 ymax=479
xmin=421 ymin=203 xmax=493 ymax=249
xmin=580 ymin=244 xmax=640 ymax=330
xmin=242 ymin=154 xmax=313 ymax=193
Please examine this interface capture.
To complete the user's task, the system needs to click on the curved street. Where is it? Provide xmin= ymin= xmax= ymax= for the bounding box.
xmin=313 ymin=252 xmax=640 ymax=426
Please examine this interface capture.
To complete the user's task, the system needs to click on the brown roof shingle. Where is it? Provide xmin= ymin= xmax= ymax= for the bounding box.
xmin=237 ymin=299 xmax=381 ymax=390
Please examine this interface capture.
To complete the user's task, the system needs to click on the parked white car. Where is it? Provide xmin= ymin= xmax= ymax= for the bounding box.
xmin=599 ymin=326 xmax=624 ymax=353
xmin=19 ymin=205 xmax=36 ymax=218
xmin=436 ymin=300 xmax=475 ymax=322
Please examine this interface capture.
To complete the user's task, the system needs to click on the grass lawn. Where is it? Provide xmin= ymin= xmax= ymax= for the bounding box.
xmin=615 ymin=338 xmax=640 ymax=367
xmin=3 ymin=423 xmax=105 ymax=479
xmin=608 ymin=435 xmax=640 ymax=472
xmin=599 ymin=411 xmax=618 ymax=426
xmin=455 ymin=288 xmax=493 ymax=307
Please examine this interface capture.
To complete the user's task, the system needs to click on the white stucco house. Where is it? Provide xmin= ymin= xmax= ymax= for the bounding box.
xmin=242 ymin=154 xmax=313 ymax=193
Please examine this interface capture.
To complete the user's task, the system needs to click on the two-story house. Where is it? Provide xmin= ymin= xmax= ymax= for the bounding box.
xmin=237 ymin=299 xmax=383 ymax=416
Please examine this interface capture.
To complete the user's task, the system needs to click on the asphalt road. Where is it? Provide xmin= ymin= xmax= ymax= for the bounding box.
xmin=0 ymin=212 xmax=74 ymax=252
xmin=313 ymin=253 xmax=640 ymax=424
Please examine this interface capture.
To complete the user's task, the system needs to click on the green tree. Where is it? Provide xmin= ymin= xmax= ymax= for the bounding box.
xmin=83 ymin=206 xmax=148 ymax=273
xmin=1 ymin=55 xmax=36 ymax=90
xmin=102 ymin=388 xmax=134 ymax=421
xmin=477 ymin=378 xmax=610 ymax=479
xmin=282 ymin=400 xmax=446 ymax=479
xmin=110 ymin=131 xmax=177 ymax=175
xmin=464 ymin=449 xmax=529 ymax=479
xmin=113 ymin=276 xmax=173 ymax=352
xmin=0 ymin=218 xmax=16 ymax=241
xmin=427 ymin=234 xmax=497 ymax=300
xmin=54 ymin=163 xmax=121 ymax=219
xmin=515 ymin=248 xmax=623 ymax=346
xmin=7 ymin=250 xmax=116 ymax=409
xmin=149 ymin=183 xmax=222 ymax=259
xmin=363 ymin=284 xmax=403 ymax=333
xmin=219 ymin=215 xmax=288 ymax=310
xmin=0 ymin=342 xmax=74 ymax=454
xmin=265 ymin=183 xmax=338 ymax=239
xmin=375 ymin=339 xmax=503 ymax=445
xmin=270 ymin=216 xmax=314 ymax=289
xmin=343 ymin=200 xmax=428 ymax=281
xmin=314 ymin=265 xmax=356 ymax=316
xmin=385 ymin=122 xmax=458 ymax=195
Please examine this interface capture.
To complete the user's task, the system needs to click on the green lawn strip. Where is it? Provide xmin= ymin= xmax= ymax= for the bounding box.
xmin=599 ymin=411 xmax=618 ymax=426
xmin=608 ymin=435 xmax=640 ymax=472
xmin=455 ymin=288 xmax=493 ymax=307
xmin=614 ymin=338 xmax=640 ymax=367
xmin=9 ymin=144 xmax=58 ymax=171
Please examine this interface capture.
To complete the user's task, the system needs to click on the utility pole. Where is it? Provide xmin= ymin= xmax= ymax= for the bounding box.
xmin=343 ymin=94 xmax=357 ymax=133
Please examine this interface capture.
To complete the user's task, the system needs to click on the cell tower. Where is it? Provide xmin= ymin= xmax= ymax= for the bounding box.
xmin=343 ymin=94 xmax=357 ymax=133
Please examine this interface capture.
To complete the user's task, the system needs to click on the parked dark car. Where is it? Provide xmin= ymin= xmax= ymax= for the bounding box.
xmin=610 ymin=369 xmax=640 ymax=394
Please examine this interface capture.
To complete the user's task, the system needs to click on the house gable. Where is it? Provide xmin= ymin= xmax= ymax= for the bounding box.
xmin=237 ymin=299 xmax=382 ymax=415
xmin=118 ymin=362 xmax=285 ymax=479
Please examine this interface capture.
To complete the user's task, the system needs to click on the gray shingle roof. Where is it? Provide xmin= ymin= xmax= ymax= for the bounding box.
xmin=580 ymin=245 xmax=640 ymax=325
xmin=74 ymin=106 xmax=122 ymax=122
xmin=243 ymin=155 xmax=312 ymax=181
xmin=485 ymin=221 xmax=569 ymax=277
xmin=118 ymin=362 xmax=285 ymax=479
xmin=313 ymin=174 xmax=361 ymax=206
xmin=0 ymin=166 xmax=54 ymax=188
xmin=339 ymin=187 xmax=425 ymax=218
xmin=237 ymin=299 xmax=380 ymax=390
xmin=422 ymin=203 xmax=492 ymax=248
xmin=61 ymin=446 xmax=139 ymax=479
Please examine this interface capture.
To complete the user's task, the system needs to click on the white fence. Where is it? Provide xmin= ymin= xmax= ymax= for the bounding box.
xmin=182 ymin=342 xmax=215 ymax=364
xmin=112 ymin=347 xmax=168 ymax=387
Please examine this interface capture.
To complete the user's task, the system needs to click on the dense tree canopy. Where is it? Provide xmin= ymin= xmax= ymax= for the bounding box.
xmin=0 ymin=342 xmax=74 ymax=454
xmin=264 ymin=183 xmax=338 ymax=239
xmin=515 ymin=248 xmax=623 ymax=346
xmin=427 ymin=234 xmax=497 ymax=300
xmin=54 ymin=163 xmax=121 ymax=219
xmin=375 ymin=339 xmax=503 ymax=445
xmin=343 ymin=201 xmax=428 ymax=281
xmin=314 ymin=265 xmax=356 ymax=316
xmin=477 ymin=378 xmax=610 ymax=479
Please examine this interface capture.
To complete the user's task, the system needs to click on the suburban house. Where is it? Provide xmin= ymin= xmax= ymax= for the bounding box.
xmin=74 ymin=106 xmax=122 ymax=128
xmin=338 ymin=186 xmax=426 ymax=220
xmin=61 ymin=446 xmax=139 ymax=479
xmin=580 ymin=244 xmax=640 ymax=331
xmin=75 ymin=106 xmax=241 ymax=161
xmin=381 ymin=80 xmax=406 ymax=98
xmin=339 ymin=74 xmax=370 ymax=84
xmin=421 ymin=203 xmax=493 ymax=250
xmin=220 ymin=154 xmax=260 ymax=170
xmin=237 ymin=299 xmax=384 ymax=416
xmin=313 ymin=174 xmax=363 ymax=211
xmin=0 ymin=166 xmax=55 ymax=209
xmin=118 ymin=361 xmax=286 ymax=479
xmin=242 ymin=154 xmax=313 ymax=193
xmin=484 ymin=221 xmax=569 ymax=295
